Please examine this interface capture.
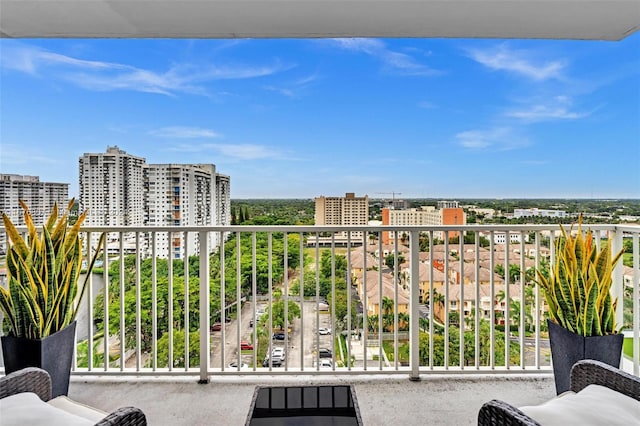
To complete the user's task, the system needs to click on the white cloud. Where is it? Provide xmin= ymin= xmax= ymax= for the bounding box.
xmin=505 ymin=96 xmax=592 ymax=122
xmin=330 ymin=38 xmax=440 ymax=76
xmin=454 ymin=127 xmax=529 ymax=150
xmin=150 ymin=127 xmax=221 ymax=138
xmin=1 ymin=42 xmax=288 ymax=96
xmin=264 ymin=73 xmax=319 ymax=98
xmin=467 ymin=44 xmax=565 ymax=81
xmin=167 ymin=142 xmax=282 ymax=160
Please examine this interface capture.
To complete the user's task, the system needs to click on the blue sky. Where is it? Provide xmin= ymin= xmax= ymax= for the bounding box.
xmin=1 ymin=35 xmax=639 ymax=199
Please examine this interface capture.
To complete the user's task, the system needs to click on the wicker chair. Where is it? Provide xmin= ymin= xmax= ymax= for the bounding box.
xmin=0 ymin=367 xmax=147 ymax=426
xmin=478 ymin=360 xmax=640 ymax=425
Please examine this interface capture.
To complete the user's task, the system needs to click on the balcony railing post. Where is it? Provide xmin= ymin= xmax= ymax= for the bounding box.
xmin=409 ymin=229 xmax=420 ymax=381
xmin=199 ymin=230 xmax=210 ymax=384
xmin=611 ymin=228 xmax=624 ymax=328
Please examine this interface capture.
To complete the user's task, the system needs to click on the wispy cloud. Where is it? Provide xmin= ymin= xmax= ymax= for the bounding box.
xmin=330 ymin=38 xmax=440 ymax=76
xmin=505 ymin=95 xmax=593 ymax=122
xmin=150 ymin=126 xmax=221 ymax=138
xmin=263 ymin=73 xmax=320 ymax=98
xmin=417 ymin=101 xmax=437 ymax=109
xmin=167 ymin=143 xmax=283 ymax=160
xmin=454 ymin=127 xmax=529 ymax=150
xmin=0 ymin=144 xmax=59 ymax=165
xmin=1 ymin=42 xmax=288 ymax=96
xmin=467 ymin=44 xmax=565 ymax=81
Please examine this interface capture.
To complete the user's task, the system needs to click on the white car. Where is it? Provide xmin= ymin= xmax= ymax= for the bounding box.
xmin=318 ymin=327 xmax=331 ymax=335
xmin=271 ymin=347 xmax=286 ymax=361
xmin=313 ymin=359 xmax=333 ymax=369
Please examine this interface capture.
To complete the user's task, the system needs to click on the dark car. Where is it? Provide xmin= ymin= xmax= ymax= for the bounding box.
xmin=318 ymin=348 xmax=332 ymax=358
xmin=210 ymin=323 xmax=222 ymax=332
xmin=262 ymin=356 xmax=282 ymax=367
xmin=272 ymin=332 xmax=285 ymax=340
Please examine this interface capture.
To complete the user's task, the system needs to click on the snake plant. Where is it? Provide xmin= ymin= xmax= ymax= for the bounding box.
xmin=0 ymin=199 xmax=105 ymax=339
xmin=537 ymin=218 xmax=624 ymax=337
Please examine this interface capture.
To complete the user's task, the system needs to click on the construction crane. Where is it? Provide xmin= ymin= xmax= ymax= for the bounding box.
xmin=375 ymin=191 xmax=403 ymax=208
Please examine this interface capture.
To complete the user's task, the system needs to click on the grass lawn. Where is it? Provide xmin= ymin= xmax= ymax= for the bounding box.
xmin=623 ymin=336 xmax=637 ymax=359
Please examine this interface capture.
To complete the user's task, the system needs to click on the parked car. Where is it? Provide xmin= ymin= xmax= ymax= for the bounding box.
xmin=240 ymin=341 xmax=254 ymax=350
xmin=318 ymin=348 xmax=332 ymax=358
xmin=272 ymin=332 xmax=285 ymax=340
xmin=313 ymin=359 xmax=333 ymax=368
xmin=262 ymin=355 xmax=283 ymax=367
xmin=271 ymin=347 xmax=285 ymax=361
xmin=318 ymin=327 xmax=331 ymax=335
xmin=210 ymin=323 xmax=222 ymax=332
xmin=318 ymin=302 xmax=330 ymax=311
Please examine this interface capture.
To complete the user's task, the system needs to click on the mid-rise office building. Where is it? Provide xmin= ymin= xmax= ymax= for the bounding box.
xmin=315 ymin=192 xmax=369 ymax=240
xmin=514 ymin=208 xmax=567 ymax=219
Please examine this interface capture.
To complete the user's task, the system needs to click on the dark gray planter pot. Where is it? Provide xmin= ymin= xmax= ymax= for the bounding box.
xmin=1 ymin=321 xmax=76 ymax=398
xmin=548 ymin=319 xmax=623 ymax=394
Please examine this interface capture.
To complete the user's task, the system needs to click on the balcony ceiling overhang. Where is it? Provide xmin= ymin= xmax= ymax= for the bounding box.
xmin=1 ymin=0 xmax=639 ymax=40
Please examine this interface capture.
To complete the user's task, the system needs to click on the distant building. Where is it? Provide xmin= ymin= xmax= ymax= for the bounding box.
xmin=0 ymin=174 xmax=69 ymax=252
xmin=79 ymin=145 xmax=146 ymax=227
xmin=0 ymin=174 xmax=69 ymax=225
xmin=79 ymin=146 xmax=231 ymax=258
xmin=312 ymin=192 xmax=369 ymax=243
xmin=514 ymin=208 xmax=566 ymax=219
xmin=381 ymin=202 xmax=466 ymax=244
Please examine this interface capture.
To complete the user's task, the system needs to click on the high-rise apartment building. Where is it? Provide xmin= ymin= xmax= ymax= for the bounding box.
xmin=79 ymin=145 xmax=146 ymax=227
xmin=0 ymin=174 xmax=69 ymax=225
xmin=0 ymin=174 xmax=69 ymax=250
xmin=315 ymin=192 xmax=369 ymax=239
xmin=79 ymin=146 xmax=231 ymax=259
xmin=382 ymin=202 xmax=466 ymax=243
xmin=145 ymin=163 xmax=228 ymax=258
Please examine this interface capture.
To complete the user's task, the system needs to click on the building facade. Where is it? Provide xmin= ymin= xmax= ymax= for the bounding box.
xmin=79 ymin=145 xmax=146 ymax=227
xmin=79 ymin=147 xmax=231 ymax=259
xmin=381 ymin=202 xmax=466 ymax=244
xmin=0 ymin=174 xmax=69 ymax=226
xmin=313 ymin=192 xmax=369 ymax=242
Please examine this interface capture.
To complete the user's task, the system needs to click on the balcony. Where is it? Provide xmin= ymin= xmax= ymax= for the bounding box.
xmin=1 ymin=223 xmax=638 ymax=424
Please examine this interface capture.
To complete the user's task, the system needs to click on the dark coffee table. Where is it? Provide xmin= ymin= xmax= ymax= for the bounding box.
xmin=245 ymin=385 xmax=363 ymax=425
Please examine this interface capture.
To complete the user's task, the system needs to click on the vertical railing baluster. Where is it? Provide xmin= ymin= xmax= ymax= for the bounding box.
xmin=151 ymin=232 xmax=157 ymax=371
xmin=409 ymin=230 xmax=420 ymax=381
xmin=168 ymin=231 xmax=174 ymax=371
xmin=459 ymin=235 xmax=464 ymax=370
xmin=183 ymin=231 xmax=189 ymax=371
xmin=252 ymin=232 xmax=257 ymax=371
xmin=87 ymin=231 xmax=94 ymax=372
xmin=198 ymin=230 xmax=210 ymax=383
xmin=299 ymin=232 xmax=305 ymax=371
xmin=534 ymin=231 xmax=541 ymax=369
xmin=135 ymin=232 xmax=141 ymax=372
xmin=284 ymin=231 xmax=289 ymax=372
xmin=220 ymin=231 xmax=226 ymax=370
xmin=474 ymin=232 xmax=480 ymax=369
xmin=103 ymin=234 xmax=110 ymax=372
xmin=235 ymin=231 xmax=241 ymax=371
xmin=393 ymin=231 xmax=399 ymax=370
xmin=519 ymin=232 xmax=525 ymax=369
xmin=444 ymin=232 xmax=449 ymax=369
xmin=504 ymin=236 xmax=510 ymax=369
xmin=633 ymin=232 xmax=639 ymax=376
xmin=119 ymin=232 xmax=125 ymax=371
xmin=489 ymin=231 xmax=495 ymax=369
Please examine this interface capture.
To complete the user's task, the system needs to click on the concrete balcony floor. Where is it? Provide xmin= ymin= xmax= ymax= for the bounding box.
xmin=69 ymin=372 xmax=555 ymax=425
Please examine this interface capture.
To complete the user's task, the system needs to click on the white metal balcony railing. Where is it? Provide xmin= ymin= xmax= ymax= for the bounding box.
xmin=1 ymin=224 xmax=638 ymax=383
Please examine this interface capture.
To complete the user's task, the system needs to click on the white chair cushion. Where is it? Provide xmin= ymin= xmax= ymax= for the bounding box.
xmin=48 ymin=395 xmax=108 ymax=422
xmin=519 ymin=384 xmax=640 ymax=426
xmin=0 ymin=392 xmax=93 ymax=426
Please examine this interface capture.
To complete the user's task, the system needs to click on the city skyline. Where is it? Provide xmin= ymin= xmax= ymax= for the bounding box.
xmin=1 ymin=35 xmax=639 ymax=199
